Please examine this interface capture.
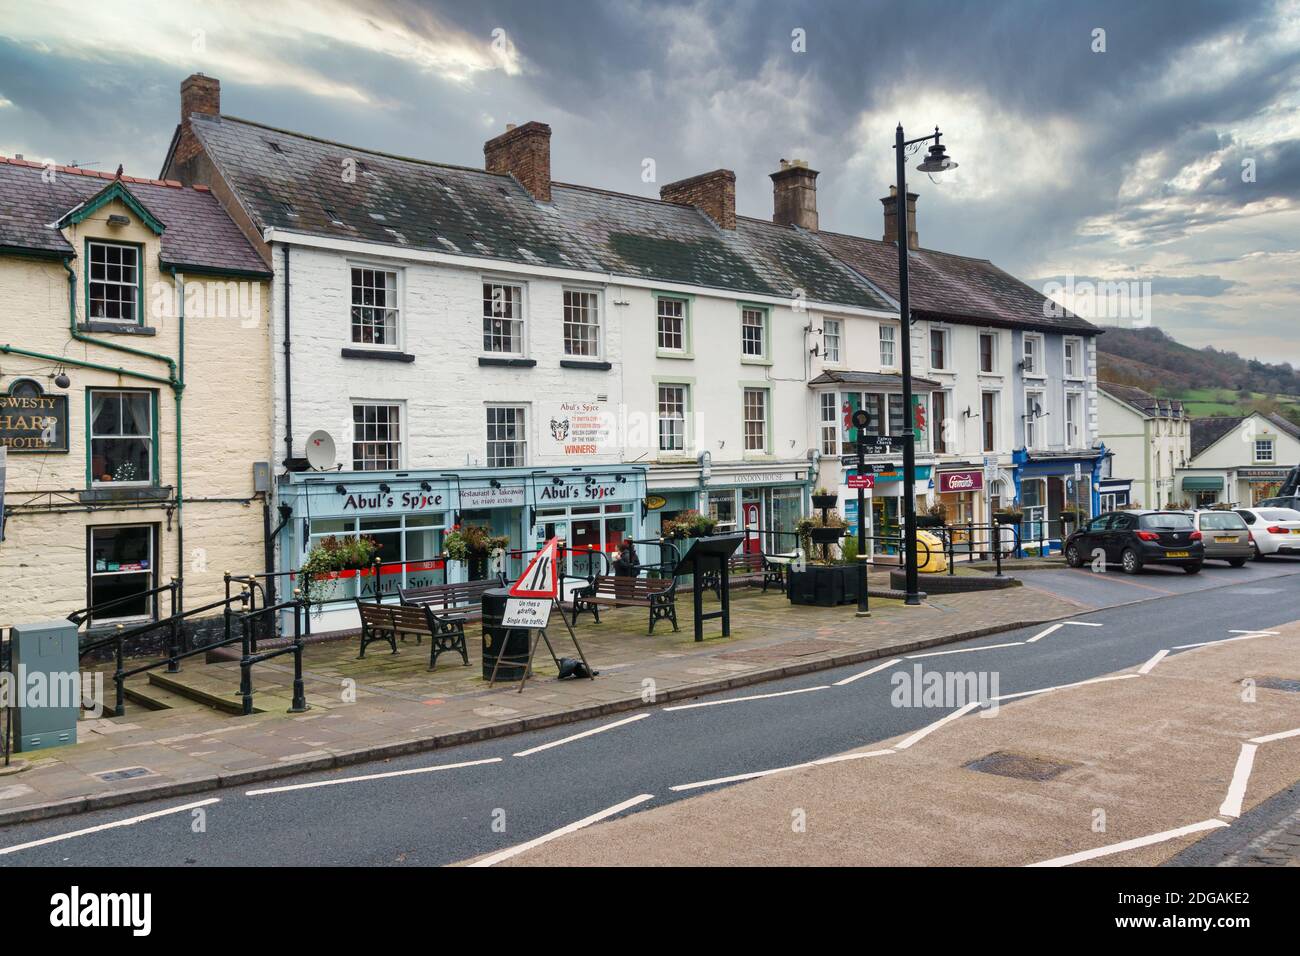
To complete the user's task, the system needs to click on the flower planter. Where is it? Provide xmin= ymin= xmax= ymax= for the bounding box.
xmin=993 ymin=513 xmax=1023 ymax=526
xmin=788 ymin=564 xmax=860 ymax=607
xmin=810 ymin=494 xmax=839 ymax=511
xmin=914 ymin=515 xmax=945 ymax=528
xmin=809 ymin=526 xmax=846 ymax=545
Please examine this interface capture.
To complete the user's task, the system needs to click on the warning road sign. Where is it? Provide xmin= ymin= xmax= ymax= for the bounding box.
xmin=508 ymin=536 xmax=561 ymax=599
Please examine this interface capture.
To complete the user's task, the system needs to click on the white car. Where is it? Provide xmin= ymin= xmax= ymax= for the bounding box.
xmin=1235 ymin=507 xmax=1300 ymax=558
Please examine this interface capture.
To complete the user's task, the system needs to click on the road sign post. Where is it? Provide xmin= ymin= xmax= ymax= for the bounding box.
xmin=852 ymin=409 xmax=871 ymax=617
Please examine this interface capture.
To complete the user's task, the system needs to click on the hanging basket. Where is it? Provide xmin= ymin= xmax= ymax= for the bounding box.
xmin=810 ymin=526 xmax=846 ymax=544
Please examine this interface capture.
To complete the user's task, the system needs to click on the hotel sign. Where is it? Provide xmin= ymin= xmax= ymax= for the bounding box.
xmin=0 ymin=382 xmax=68 ymax=453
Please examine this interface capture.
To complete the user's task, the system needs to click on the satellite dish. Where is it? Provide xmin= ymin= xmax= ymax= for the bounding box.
xmin=306 ymin=430 xmax=336 ymax=470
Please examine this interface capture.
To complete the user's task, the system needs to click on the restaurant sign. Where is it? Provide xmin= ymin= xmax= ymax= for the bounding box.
xmin=541 ymin=401 xmax=612 ymax=458
xmin=1 ymin=380 xmax=68 ymax=453
xmin=937 ymin=470 xmax=983 ymax=494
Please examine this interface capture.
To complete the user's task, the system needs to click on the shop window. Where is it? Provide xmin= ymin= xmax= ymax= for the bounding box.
xmin=563 ymin=289 xmax=600 ymax=357
xmin=88 ymin=524 xmax=156 ymax=624
xmin=89 ymin=389 xmax=154 ymax=485
xmin=486 ymin=405 xmax=527 ymax=466
xmin=658 ymin=384 xmax=688 ymax=452
xmin=307 ymin=514 xmax=446 ymax=602
xmin=87 ymin=240 xmax=140 ymax=323
xmin=483 ymin=282 xmax=525 ymax=354
xmin=352 ymin=402 xmax=402 ymax=470
xmin=743 ymin=388 xmax=768 ymax=452
xmin=350 ymin=267 xmax=399 ymax=347
xmin=709 ymin=490 xmax=737 ymax=531
xmin=822 ymin=319 xmax=842 ymax=364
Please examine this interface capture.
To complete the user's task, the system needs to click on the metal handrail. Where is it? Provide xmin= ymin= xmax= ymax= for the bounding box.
xmin=66 ymin=577 xmax=180 ymax=628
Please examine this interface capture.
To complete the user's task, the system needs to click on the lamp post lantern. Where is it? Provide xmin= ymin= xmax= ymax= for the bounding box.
xmin=893 ymin=124 xmax=957 ymax=606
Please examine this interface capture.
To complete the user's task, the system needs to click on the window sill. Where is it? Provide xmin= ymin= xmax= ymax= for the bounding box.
xmin=77 ymin=322 xmax=155 ymax=336
xmin=656 ymin=350 xmax=694 ymax=361
xmin=341 ymin=347 xmax=415 ymax=363
xmin=741 ymin=357 xmax=773 ymax=367
xmin=479 ymin=356 xmax=537 ymax=368
xmin=560 ymin=359 xmax=612 ymax=371
xmin=80 ymin=484 xmax=173 ymax=504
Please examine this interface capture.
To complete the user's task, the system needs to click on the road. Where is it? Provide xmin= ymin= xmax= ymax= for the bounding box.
xmin=3 ymin=560 xmax=1299 ymax=867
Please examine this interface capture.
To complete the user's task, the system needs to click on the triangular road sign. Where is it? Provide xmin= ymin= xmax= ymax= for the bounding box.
xmin=509 ymin=536 xmax=561 ymax=599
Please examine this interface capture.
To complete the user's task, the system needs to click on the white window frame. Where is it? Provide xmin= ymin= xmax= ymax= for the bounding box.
xmin=1022 ymin=333 xmax=1045 ymax=378
xmin=879 ymin=323 xmax=897 ymax=368
xmin=981 ymin=390 xmax=998 ymax=453
xmin=932 ymin=389 xmax=950 ymax=454
xmin=1064 ymin=390 xmax=1083 ymax=448
xmin=482 ymin=280 xmax=527 ymax=356
xmin=351 ymin=401 xmax=404 ymax=471
xmin=87 ymin=240 xmax=141 ymax=324
xmin=562 ymin=287 xmax=602 ymax=359
xmin=1063 ymin=336 xmax=1084 ymax=380
xmin=743 ymin=387 xmax=768 ymax=453
xmin=1254 ymin=438 xmax=1275 ymax=463
xmin=1025 ymin=389 xmax=1046 ymax=450
xmin=929 ymin=327 xmax=949 ymax=371
xmin=486 ymin=404 xmax=528 ymax=467
xmin=88 ymin=523 xmax=156 ymax=625
xmin=819 ymin=391 xmax=839 ymax=455
xmin=657 ymin=384 xmax=689 ymax=453
xmin=740 ymin=306 xmax=767 ymax=360
xmin=349 ymin=264 xmax=401 ymax=350
xmin=978 ymin=331 xmax=997 ymax=374
xmin=822 ymin=318 xmax=842 ymax=365
xmin=89 ymin=388 xmax=154 ymax=486
xmin=656 ymin=295 xmax=689 ymax=354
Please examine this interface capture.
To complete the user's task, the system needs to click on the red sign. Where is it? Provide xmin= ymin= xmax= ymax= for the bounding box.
xmin=509 ymin=537 xmax=561 ymax=599
xmin=847 ymin=474 xmax=874 ymax=489
xmin=938 ymin=471 xmax=983 ymax=493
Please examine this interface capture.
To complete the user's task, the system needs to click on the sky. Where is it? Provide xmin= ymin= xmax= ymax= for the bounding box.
xmin=2 ymin=0 xmax=1298 ymax=366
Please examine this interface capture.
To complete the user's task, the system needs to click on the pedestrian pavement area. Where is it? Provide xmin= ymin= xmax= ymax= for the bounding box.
xmin=0 ymin=578 xmax=1082 ymax=825
xmin=480 ymin=620 xmax=1300 ymax=866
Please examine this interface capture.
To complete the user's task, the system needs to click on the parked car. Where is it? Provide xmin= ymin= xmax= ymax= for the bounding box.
xmin=1234 ymin=507 xmax=1300 ymax=559
xmin=1191 ymin=510 xmax=1252 ymax=566
xmin=1257 ymin=495 xmax=1300 ymax=512
xmin=1064 ymin=510 xmax=1203 ymax=574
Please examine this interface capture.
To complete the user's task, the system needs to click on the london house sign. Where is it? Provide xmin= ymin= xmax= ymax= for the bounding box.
xmin=0 ymin=380 xmax=69 ymax=453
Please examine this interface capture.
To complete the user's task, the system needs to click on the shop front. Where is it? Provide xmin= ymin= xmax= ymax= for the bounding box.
xmin=1012 ymin=448 xmax=1105 ymax=549
xmin=278 ymin=464 xmax=647 ymax=632
xmin=934 ymin=467 xmax=985 ymax=525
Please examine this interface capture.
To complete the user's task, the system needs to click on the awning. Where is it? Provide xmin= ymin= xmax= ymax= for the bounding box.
xmin=1180 ymin=476 xmax=1224 ymax=491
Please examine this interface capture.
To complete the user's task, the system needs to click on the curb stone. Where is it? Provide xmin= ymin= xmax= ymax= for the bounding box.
xmin=0 ymin=612 xmax=1068 ymax=828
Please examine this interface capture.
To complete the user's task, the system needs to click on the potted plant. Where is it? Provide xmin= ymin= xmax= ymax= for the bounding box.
xmin=444 ymin=524 xmax=510 ymax=580
xmin=299 ymin=534 xmax=382 ymax=614
xmin=797 ymin=509 xmax=847 ymax=546
xmin=993 ymin=508 xmax=1024 ymax=525
xmin=661 ymin=509 xmax=718 ymax=540
xmin=788 ymin=512 xmax=859 ymax=607
xmin=916 ymin=501 xmax=947 ymax=528
xmin=810 ymin=486 xmax=839 ymax=511
xmin=1058 ymin=508 xmax=1082 ymax=528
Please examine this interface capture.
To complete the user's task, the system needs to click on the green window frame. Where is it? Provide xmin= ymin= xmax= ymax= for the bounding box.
xmin=84 ymin=238 xmax=146 ymax=326
xmin=653 ymin=375 xmax=695 ymax=457
xmin=86 ymin=388 xmax=159 ymax=487
xmin=654 ymin=292 xmax=694 ymax=359
xmin=741 ymin=383 xmax=772 ymax=456
xmin=738 ymin=302 xmax=772 ymax=365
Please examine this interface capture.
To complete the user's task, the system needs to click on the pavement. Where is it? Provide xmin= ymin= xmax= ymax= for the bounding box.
xmin=0 ymin=576 xmax=1075 ymax=826
xmin=0 ymin=560 xmax=1296 ymax=866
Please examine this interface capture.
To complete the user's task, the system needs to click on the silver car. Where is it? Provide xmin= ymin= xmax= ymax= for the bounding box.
xmin=1193 ymin=510 xmax=1253 ymax=566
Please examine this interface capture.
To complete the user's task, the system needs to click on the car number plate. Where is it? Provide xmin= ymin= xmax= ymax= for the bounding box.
xmin=1166 ymin=550 xmax=1190 ymax=558
xmin=1215 ymin=535 xmax=1237 ymax=543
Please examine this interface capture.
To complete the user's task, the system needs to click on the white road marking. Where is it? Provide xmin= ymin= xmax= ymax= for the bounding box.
xmin=245 ymin=757 xmax=501 ymax=795
xmin=1025 ymin=624 xmax=1063 ymax=644
xmin=990 ymin=673 xmax=1139 ymax=703
xmin=1137 ymin=650 xmax=1169 ymax=675
xmin=1173 ymin=634 xmax=1268 ymax=650
xmin=513 ymin=713 xmax=649 ymax=757
xmin=812 ymin=749 xmax=896 ymax=766
xmin=906 ymin=642 xmax=1024 ymax=659
xmin=893 ymin=701 xmax=982 ymax=750
xmin=470 ymin=794 xmax=655 ymax=867
xmin=0 ymin=798 xmax=220 ymax=857
xmin=1229 ymin=629 xmax=1278 ymax=635
xmin=662 ymin=685 xmax=829 ymax=712
xmin=1219 ymin=743 xmax=1257 ymax=819
xmin=1250 ymin=727 xmax=1300 ymax=745
xmin=669 ymin=749 xmax=897 ymax=792
xmin=1027 ymin=819 xmax=1229 ymax=867
xmin=833 ymin=658 xmax=901 ymax=686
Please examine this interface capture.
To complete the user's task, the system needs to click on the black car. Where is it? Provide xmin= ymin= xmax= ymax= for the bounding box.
xmin=1063 ymin=510 xmax=1203 ymax=574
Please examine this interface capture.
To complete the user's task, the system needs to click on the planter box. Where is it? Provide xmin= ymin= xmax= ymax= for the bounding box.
xmin=915 ymin=515 xmax=945 ymax=528
xmin=810 ymin=494 xmax=839 ymax=511
xmin=809 ymin=527 xmax=846 ymax=544
xmin=788 ymin=564 xmax=861 ymax=607
xmin=993 ymin=513 xmax=1023 ymax=525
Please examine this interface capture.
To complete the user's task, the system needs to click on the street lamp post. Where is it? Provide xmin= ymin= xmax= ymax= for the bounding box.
xmin=893 ymin=124 xmax=957 ymax=606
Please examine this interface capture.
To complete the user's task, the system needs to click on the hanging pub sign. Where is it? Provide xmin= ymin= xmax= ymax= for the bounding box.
xmin=0 ymin=379 xmax=69 ymax=453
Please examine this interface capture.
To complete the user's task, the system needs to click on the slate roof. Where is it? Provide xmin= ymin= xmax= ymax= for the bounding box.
xmin=0 ymin=156 xmax=270 ymax=275
xmin=1190 ymin=416 xmax=1243 ymax=458
xmin=1099 ymin=382 xmax=1186 ymax=419
xmin=183 ymin=114 xmax=892 ymax=310
xmin=808 ymin=369 xmax=943 ymax=391
xmin=815 ymin=230 xmax=1100 ymax=335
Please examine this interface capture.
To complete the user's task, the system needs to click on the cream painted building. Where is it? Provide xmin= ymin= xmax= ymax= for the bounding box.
xmin=0 ymin=156 xmax=272 ymax=643
xmin=1178 ymin=412 xmax=1300 ymax=508
xmin=1097 ymin=383 xmax=1189 ymax=509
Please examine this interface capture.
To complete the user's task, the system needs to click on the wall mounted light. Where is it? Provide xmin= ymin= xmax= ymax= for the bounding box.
xmin=615 ymin=475 xmax=627 ymax=484
xmin=335 ymin=484 xmax=347 ymax=495
xmin=584 ymin=476 xmax=596 ymax=485
xmin=419 ymin=481 xmax=432 ymax=492
xmin=552 ymin=477 xmax=564 ymax=486
xmin=489 ymin=479 xmax=502 ymax=489
xmin=378 ymin=483 xmax=391 ymax=493
xmin=54 ymin=369 xmax=71 ymax=389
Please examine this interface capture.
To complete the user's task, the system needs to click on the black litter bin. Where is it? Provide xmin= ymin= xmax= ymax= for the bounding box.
xmin=480 ymin=587 xmax=532 ymax=681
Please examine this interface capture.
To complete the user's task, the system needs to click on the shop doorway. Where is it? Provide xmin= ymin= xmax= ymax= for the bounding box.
xmin=536 ymin=503 xmax=630 ymax=578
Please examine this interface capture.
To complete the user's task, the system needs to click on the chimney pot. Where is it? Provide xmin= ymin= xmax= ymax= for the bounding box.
xmin=881 ymin=187 xmax=920 ymax=250
xmin=660 ymin=169 xmax=737 ymax=230
xmin=484 ymin=121 xmax=552 ymax=202
xmin=770 ymin=160 xmax=819 ymax=231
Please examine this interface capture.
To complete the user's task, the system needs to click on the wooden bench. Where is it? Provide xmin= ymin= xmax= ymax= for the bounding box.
xmin=699 ymin=551 xmax=789 ymax=596
xmin=572 ymin=575 xmax=678 ymax=634
xmin=355 ymin=600 xmax=469 ymax=669
xmin=396 ymin=575 xmax=504 ymax=622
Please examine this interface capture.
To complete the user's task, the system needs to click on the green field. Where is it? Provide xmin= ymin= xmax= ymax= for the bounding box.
xmin=1152 ymin=387 xmax=1300 ymax=421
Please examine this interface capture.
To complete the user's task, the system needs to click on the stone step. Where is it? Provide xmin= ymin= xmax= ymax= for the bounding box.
xmin=147 ymin=669 xmax=267 ymax=715
xmin=123 ymin=679 xmax=212 ymax=713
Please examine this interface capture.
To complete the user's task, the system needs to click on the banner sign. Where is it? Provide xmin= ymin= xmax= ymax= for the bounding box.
xmin=541 ymin=401 xmax=612 ymax=458
xmin=1 ymin=381 xmax=68 ymax=453
xmin=501 ymin=598 xmax=552 ymax=629
xmin=938 ymin=471 xmax=983 ymax=493
xmin=461 ymin=484 xmax=526 ymax=509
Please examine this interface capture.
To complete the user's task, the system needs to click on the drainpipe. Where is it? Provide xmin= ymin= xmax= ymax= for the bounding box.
xmin=166 ymin=267 xmax=187 ymax=623
xmin=282 ymin=244 xmax=294 ymax=466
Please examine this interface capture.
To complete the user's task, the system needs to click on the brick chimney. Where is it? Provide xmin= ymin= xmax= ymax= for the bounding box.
xmin=770 ymin=159 xmax=819 ymax=231
xmin=484 ymin=121 xmax=552 ymax=202
xmin=660 ymin=169 xmax=736 ymax=230
xmin=881 ymin=186 xmax=919 ymax=250
xmin=174 ymin=73 xmax=220 ymax=168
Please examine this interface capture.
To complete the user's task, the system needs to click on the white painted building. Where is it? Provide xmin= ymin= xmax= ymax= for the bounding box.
xmin=1178 ymin=412 xmax=1300 ymax=507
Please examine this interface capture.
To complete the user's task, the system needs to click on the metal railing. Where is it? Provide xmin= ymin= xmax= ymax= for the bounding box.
xmin=234 ymin=593 xmax=308 ymax=716
xmin=66 ymin=577 xmax=181 ymax=630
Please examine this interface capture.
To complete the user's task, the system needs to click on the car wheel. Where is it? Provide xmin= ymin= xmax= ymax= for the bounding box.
xmin=1121 ymin=548 xmax=1142 ymax=574
xmin=1065 ymin=544 xmax=1083 ymax=568
xmin=1252 ymin=543 xmax=1266 ymax=561
xmin=1228 ymin=557 xmax=1247 ymax=568
xmin=1183 ymin=563 xmax=1202 ymax=574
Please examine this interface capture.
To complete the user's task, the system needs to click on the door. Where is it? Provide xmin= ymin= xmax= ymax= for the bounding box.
xmin=1104 ymin=513 xmax=1134 ymax=562
xmin=1078 ymin=513 xmax=1112 ymax=562
xmin=741 ymin=498 xmax=762 ymax=555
